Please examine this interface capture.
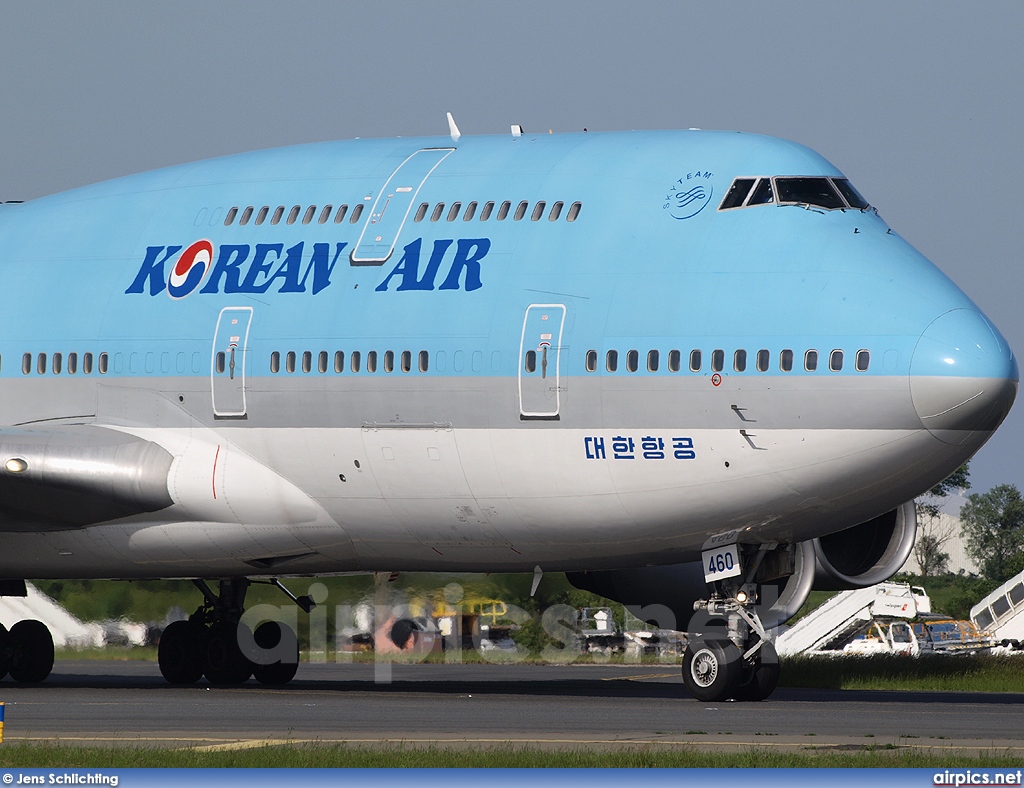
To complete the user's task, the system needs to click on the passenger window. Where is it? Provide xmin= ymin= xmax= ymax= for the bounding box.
xmin=414 ymin=203 xmax=428 ymax=222
xmin=447 ymin=203 xmax=462 ymax=222
xmin=719 ymin=178 xmax=756 ymax=210
xmin=350 ymin=350 xmax=361 ymax=373
xmin=99 ymin=353 xmax=109 ymax=374
xmin=21 ymin=353 xmax=30 ymax=375
xmin=463 ymin=202 xmax=477 ymax=221
xmin=431 ymin=203 xmax=445 ymax=222
xmin=734 ymin=349 xmax=747 ymax=372
xmin=668 ymin=349 xmax=681 ymax=373
xmin=50 ymin=353 xmax=61 ymax=375
xmin=334 ymin=205 xmax=349 ymax=223
xmin=318 ymin=205 xmax=333 ymax=224
xmin=350 ymin=204 xmax=364 ymax=223
xmin=805 ymin=350 xmax=818 ymax=372
xmin=830 ymin=349 xmax=844 ymax=371
xmin=270 ymin=351 xmax=280 ymax=373
xmin=286 ymin=351 xmax=296 ymax=374
xmin=216 ymin=352 xmax=226 ymax=374
xmin=690 ymin=349 xmax=702 ymax=372
xmin=625 ymin=349 xmax=639 ymax=372
xmin=271 ymin=206 xmax=285 ymax=225
xmin=747 ymin=179 xmax=774 ymax=206
xmin=225 ymin=207 xmax=238 ymax=226
xmin=711 ymin=349 xmax=724 ymax=372
xmin=780 ymin=349 xmax=794 ymax=372
xmin=287 ymin=205 xmax=301 ymax=225
xmin=497 ymin=201 xmax=511 ymax=220
xmin=68 ymin=352 xmax=78 ymax=374
xmin=401 ymin=350 xmax=411 ymax=373
xmin=480 ymin=201 xmax=494 ymax=221
xmin=531 ymin=201 xmax=546 ymax=221
xmin=567 ymin=202 xmax=582 ymax=222
xmin=384 ymin=350 xmax=395 ymax=373
xmin=85 ymin=352 xmax=95 ymax=374
xmin=525 ymin=349 xmax=537 ymax=373
xmin=318 ymin=351 xmax=328 ymax=374
xmin=301 ymin=351 xmax=312 ymax=374
xmin=255 ymin=206 xmax=269 ymax=225
xmin=514 ymin=201 xmax=529 ymax=221
xmin=756 ymin=349 xmax=770 ymax=372
xmin=856 ymin=349 xmax=870 ymax=372
xmin=419 ymin=350 xmax=429 ymax=372
xmin=302 ymin=205 xmax=316 ymax=225
xmin=606 ymin=350 xmax=618 ymax=373
xmin=647 ymin=350 xmax=659 ymax=372
xmin=367 ymin=350 xmax=377 ymax=372
xmin=37 ymin=353 xmax=46 ymax=375
xmin=548 ymin=202 xmax=563 ymax=221
xmin=239 ymin=207 xmax=253 ymax=225
xmin=586 ymin=349 xmax=598 ymax=373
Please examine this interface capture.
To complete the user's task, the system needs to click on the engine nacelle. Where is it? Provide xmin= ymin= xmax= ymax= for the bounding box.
xmin=566 ymin=501 xmax=917 ymax=629
xmin=811 ymin=501 xmax=917 ymax=590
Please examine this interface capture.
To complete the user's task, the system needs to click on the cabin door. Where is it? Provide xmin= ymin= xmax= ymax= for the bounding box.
xmin=351 ymin=148 xmax=455 ymax=264
xmin=211 ymin=306 xmax=253 ymax=419
xmin=518 ymin=304 xmax=566 ymax=420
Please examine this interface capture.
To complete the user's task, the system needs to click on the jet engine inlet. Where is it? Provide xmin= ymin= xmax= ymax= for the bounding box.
xmin=811 ymin=501 xmax=917 ymax=590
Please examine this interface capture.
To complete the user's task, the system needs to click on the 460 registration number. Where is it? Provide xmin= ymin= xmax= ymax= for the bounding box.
xmin=702 ymin=543 xmax=741 ymax=582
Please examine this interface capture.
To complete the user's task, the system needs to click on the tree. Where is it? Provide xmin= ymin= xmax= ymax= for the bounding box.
xmin=913 ymin=464 xmax=970 ymax=576
xmin=959 ymin=484 xmax=1024 ymax=583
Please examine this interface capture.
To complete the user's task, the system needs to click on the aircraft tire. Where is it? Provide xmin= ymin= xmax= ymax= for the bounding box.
xmin=203 ymin=621 xmax=253 ymax=685
xmin=158 ymin=620 xmax=204 ymax=684
xmin=9 ymin=619 xmax=54 ymax=683
xmin=682 ymin=638 xmax=741 ymax=702
xmin=733 ymin=641 xmax=780 ymax=701
xmin=0 ymin=623 xmax=10 ymax=679
xmin=251 ymin=621 xmax=299 ymax=686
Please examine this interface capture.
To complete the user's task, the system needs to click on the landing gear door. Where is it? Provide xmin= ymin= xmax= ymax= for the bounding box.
xmin=212 ymin=306 xmax=253 ymax=419
xmin=351 ymin=148 xmax=455 ymax=265
xmin=518 ymin=304 xmax=566 ymax=420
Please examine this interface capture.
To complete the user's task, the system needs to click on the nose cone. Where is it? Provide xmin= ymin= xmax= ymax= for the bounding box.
xmin=911 ymin=309 xmax=1018 ymax=445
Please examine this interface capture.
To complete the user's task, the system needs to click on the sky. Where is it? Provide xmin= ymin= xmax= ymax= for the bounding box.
xmin=0 ymin=1 xmax=1021 ymax=495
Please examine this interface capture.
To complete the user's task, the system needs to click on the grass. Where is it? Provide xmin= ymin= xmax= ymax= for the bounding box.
xmin=0 ymin=743 xmax=1022 ymax=768
xmin=779 ymin=654 xmax=1024 ymax=693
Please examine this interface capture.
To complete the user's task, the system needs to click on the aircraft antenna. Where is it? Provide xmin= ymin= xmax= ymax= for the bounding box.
xmin=447 ymin=112 xmax=461 ymax=143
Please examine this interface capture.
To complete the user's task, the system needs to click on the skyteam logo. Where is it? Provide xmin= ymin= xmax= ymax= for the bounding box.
xmin=664 ymin=170 xmax=714 ymax=220
xmin=167 ymin=239 xmax=213 ymax=298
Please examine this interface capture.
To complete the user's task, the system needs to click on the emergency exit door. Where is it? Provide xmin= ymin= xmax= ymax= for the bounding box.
xmin=351 ymin=148 xmax=455 ymax=264
xmin=212 ymin=306 xmax=253 ymax=418
xmin=518 ymin=304 xmax=566 ymax=420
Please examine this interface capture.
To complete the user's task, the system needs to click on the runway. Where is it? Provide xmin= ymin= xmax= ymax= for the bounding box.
xmin=3 ymin=660 xmax=1024 ymax=753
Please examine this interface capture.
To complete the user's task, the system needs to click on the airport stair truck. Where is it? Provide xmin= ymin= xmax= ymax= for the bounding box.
xmin=775 ymin=582 xmax=928 ymax=657
xmin=971 ymin=569 xmax=1024 ymax=650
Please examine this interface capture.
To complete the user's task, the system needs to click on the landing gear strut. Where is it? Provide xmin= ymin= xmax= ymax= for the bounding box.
xmin=157 ymin=577 xmax=302 ymax=686
xmin=683 ymin=546 xmax=784 ymax=702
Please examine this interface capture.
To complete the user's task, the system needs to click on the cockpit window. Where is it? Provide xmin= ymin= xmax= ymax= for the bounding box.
xmin=719 ymin=178 xmax=756 ymax=210
xmin=833 ymin=178 xmax=869 ymax=209
xmin=775 ymin=178 xmax=845 ymax=209
xmin=719 ymin=175 xmax=871 ymax=212
xmin=747 ymin=178 xmax=775 ymax=205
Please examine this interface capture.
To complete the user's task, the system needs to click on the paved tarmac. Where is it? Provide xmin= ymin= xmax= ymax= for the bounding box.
xmin=2 ymin=660 xmax=1023 ymax=753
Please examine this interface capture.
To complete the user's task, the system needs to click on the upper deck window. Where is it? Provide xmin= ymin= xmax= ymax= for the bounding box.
xmin=776 ymin=178 xmax=844 ymax=210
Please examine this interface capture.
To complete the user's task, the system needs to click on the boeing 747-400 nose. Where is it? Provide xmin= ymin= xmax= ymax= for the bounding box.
xmin=911 ymin=308 xmax=1018 ymax=444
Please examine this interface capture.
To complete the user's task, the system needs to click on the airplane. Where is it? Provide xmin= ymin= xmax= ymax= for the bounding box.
xmin=0 ymin=115 xmax=1016 ymax=701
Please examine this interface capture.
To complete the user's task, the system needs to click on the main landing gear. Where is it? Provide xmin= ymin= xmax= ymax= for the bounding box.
xmin=158 ymin=578 xmax=307 ymax=686
xmin=683 ymin=547 xmax=783 ymax=703
xmin=0 ymin=619 xmax=55 ymax=683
